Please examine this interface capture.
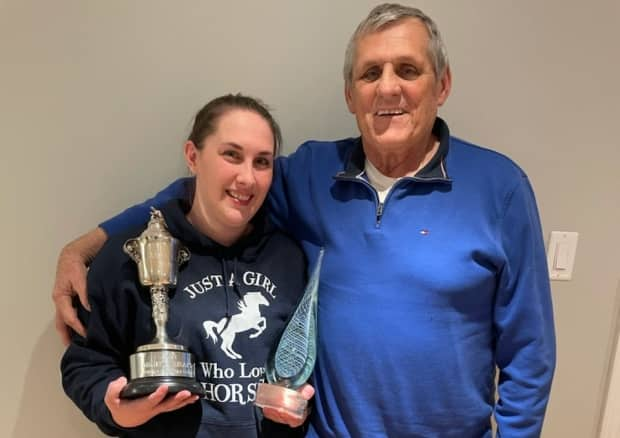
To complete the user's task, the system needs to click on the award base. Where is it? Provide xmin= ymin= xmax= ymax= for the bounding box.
xmin=255 ymin=383 xmax=307 ymax=419
xmin=121 ymin=376 xmax=204 ymax=399
xmin=120 ymin=344 xmax=204 ymax=399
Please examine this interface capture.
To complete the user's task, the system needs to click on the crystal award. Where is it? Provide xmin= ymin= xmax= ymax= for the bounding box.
xmin=255 ymin=248 xmax=324 ymax=418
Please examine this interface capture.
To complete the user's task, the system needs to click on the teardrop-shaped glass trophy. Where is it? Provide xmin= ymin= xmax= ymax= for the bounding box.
xmin=255 ymin=248 xmax=324 ymax=418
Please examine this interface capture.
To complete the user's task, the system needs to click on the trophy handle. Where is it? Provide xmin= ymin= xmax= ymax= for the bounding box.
xmin=177 ymin=246 xmax=190 ymax=266
xmin=123 ymin=239 xmax=141 ymax=263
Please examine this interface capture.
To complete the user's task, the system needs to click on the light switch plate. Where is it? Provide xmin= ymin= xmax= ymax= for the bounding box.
xmin=547 ymin=231 xmax=579 ymax=281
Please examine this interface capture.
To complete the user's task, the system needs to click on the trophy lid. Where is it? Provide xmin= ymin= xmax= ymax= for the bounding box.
xmin=141 ymin=207 xmax=172 ymax=240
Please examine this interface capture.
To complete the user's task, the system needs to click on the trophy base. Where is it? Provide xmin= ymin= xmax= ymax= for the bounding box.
xmin=255 ymin=382 xmax=307 ymax=419
xmin=120 ymin=376 xmax=205 ymax=399
xmin=123 ymin=346 xmax=203 ymax=399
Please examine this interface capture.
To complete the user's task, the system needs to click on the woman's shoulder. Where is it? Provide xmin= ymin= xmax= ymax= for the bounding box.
xmin=265 ymin=229 xmax=305 ymax=259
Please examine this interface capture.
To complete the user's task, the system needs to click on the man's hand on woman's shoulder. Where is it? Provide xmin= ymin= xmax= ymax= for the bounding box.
xmin=52 ymin=227 xmax=107 ymax=345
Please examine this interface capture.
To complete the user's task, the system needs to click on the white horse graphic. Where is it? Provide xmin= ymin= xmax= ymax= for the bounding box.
xmin=203 ymin=291 xmax=270 ymax=360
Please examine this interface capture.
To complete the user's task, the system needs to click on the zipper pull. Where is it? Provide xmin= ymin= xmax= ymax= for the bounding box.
xmin=376 ymin=202 xmax=384 ymax=226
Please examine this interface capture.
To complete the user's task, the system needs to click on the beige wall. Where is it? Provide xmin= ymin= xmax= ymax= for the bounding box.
xmin=1 ymin=0 xmax=619 ymax=437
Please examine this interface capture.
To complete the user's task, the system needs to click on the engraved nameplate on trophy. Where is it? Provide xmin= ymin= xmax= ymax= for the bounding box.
xmin=255 ymin=248 xmax=324 ymax=417
xmin=120 ymin=208 xmax=204 ymax=399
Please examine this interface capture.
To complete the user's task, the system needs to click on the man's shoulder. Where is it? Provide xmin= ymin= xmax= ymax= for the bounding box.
xmin=280 ymin=137 xmax=358 ymax=173
xmin=290 ymin=137 xmax=358 ymax=156
xmin=449 ymin=136 xmax=528 ymax=180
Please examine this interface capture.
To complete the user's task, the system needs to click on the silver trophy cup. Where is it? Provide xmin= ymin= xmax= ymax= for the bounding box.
xmin=120 ymin=208 xmax=204 ymax=399
xmin=255 ymin=248 xmax=324 ymax=418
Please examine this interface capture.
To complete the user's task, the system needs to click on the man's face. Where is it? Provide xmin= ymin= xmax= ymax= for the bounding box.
xmin=345 ymin=18 xmax=451 ymax=155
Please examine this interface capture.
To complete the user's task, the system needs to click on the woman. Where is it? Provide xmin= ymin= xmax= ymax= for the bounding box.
xmin=61 ymin=94 xmax=312 ymax=437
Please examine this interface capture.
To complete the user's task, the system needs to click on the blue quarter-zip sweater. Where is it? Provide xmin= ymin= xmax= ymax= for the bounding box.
xmin=99 ymin=118 xmax=556 ymax=437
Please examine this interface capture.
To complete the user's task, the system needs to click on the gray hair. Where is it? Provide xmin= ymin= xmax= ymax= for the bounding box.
xmin=343 ymin=3 xmax=449 ymax=87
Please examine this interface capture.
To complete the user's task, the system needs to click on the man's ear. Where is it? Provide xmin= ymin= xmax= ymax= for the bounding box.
xmin=436 ymin=65 xmax=452 ymax=107
xmin=344 ymin=84 xmax=355 ymax=114
xmin=183 ymin=141 xmax=199 ymax=175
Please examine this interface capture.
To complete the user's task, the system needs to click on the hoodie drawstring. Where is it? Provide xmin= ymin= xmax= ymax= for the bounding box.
xmin=232 ymin=257 xmax=243 ymax=298
xmin=221 ymin=259 xmax=231 ymax=331
xmin=220 ymin=256 xmax=243 ymax=333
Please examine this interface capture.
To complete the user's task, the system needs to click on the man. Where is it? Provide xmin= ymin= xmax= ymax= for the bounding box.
xmin=53 ymin=4 xmax=555 ymax=437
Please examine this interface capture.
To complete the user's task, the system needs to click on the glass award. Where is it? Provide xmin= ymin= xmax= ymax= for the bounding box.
xmin=255 ymin=248 xmax=324 ymax=418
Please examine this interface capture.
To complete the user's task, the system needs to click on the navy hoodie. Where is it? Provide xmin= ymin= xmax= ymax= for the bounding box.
xmin=61 ymin=199 xmax=307 ymax=437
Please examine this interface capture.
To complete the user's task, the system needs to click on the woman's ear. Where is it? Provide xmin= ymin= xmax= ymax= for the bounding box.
xmin=184 ymin=141 xmax=199 ymax=175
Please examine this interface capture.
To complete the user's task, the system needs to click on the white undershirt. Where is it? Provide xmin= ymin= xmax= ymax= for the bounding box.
xmin=364 ymin=159 xmax=415 ymax=204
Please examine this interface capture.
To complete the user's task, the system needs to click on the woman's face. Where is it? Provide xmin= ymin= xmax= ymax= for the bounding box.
xmin=185 ymin=109 xmax=275 ymax=241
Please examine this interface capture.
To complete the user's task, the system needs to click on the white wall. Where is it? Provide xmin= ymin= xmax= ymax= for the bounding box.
xmin=1 ymin=1 xmax=619 ymax=437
